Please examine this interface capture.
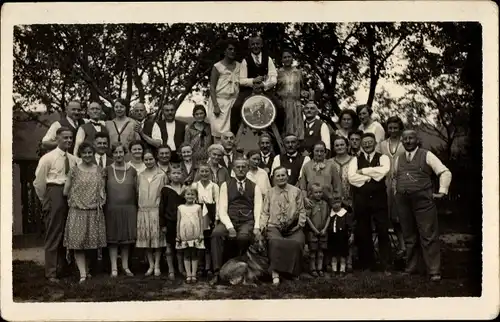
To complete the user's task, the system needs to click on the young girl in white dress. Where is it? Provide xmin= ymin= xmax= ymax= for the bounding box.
xmin=176 ymin=186 xmax=205 ymax=283
xmin=191 ymin=162 xmax=219 ymax=276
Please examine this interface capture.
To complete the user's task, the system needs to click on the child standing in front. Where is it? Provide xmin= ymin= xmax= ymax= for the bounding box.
xmin=328 ymin=197 xmax=353 ymax=275
xmin=136 ymin=150 xmax=167 ymax=277
xmin=305 ymin=183 xmax=331 ymax=277
xmin=176 ymin=186 xmax=205 ymax=283
xmin=159 ymin=166 xmax=186 ymax=280
xmin=191 ymin=162 xmax=219 ymax=276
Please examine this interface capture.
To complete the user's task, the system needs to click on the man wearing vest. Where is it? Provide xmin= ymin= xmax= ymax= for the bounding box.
xmin=210 ymin=158 xmax=263 ymax=285
xmin=42 ymin=101 xmax=86 ymax=153
xmin=73 ymin=102 xmax=107 ymax=155
xmin=231 ymin=35 xmax=284 ymax=134
xmin=302 ymin=102 xmax=331 ymax=157
xmin=258 ymin=132 xmax=275 ymax=177
xmin=156 ymin=102 xmax=186 ymax=158
xmin=348 ymin=132 xmax=391 ymax=274
xmin=271 ymin=134 xmax=310 ymax=186
xmin=132 ymin=102 xmax=163 ymax=152
xmin=395 ymin=130 xmax=452 ymax=282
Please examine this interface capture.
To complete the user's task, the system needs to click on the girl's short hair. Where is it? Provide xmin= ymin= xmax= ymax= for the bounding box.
xmin=77 ymin=141 xmax=95 ymax=158
xmin=111 ymin=142 xmax=128 ymax=154
xmin=272 ymin=166 xmax=288 ymax=178
xmin=308 ymin=182 xmax=323 ymax=195
xmin=192 ymin=104 xmax=207 ymax=117
xmin=385 ymin=116 xmax=405 ymax=131
xmin=196 ymin=161 xmax=210 ymax=169
xmin=128 ymin=140 xmax=145 ymax=153
xmin=356 ymin=104 xmax=373 ymax=116
xmin=337 ymin=108 xmax=360 ymax=130
xmin=114 ymin=98 xmax=129 ymax=109
xmin=179 ymin=142 xmax=192 ymax=151
xmin=312 ymin=141 xmax=327 ymax=154
xmin=246 ymin=149 xmax=261 ymax=159
xmin=332 ymin=135 xmax=349 ymax=147
xmin=143 ymin=149 xmax=157 ymax=161
xmin=182 ymin=186 xmax=198 ymax=198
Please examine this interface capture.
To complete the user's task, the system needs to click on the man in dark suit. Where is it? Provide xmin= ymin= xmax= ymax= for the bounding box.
xmin=93 ymin=132 xmax=113 ymax=167
xmin=157 ymin=102 xmax=187 ymax=159
xmin=258 ymin=132 xmax=274 ymax=177
xmin=132 ymin=102 xmax=163 ymax=153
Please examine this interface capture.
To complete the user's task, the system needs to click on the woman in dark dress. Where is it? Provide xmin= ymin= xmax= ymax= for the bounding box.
xmin=184 ymin=104 xmax=213 ymax=164
xmin=105 ymin=142 xmax=138 ymax=277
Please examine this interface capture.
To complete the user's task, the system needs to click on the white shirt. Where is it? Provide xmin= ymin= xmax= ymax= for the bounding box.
xmin=165 ymin=121 xmax=176 ymax=150
xmin=347 ymin=153 xmax=391 ymax=188
xmin=261 ymin=152 xmax=272 ymax=165
xmin=239 ymin=53 xmax=278 ymax=91
xmin=224 ymin=151 xmax=234 ymax=167
xmin=128 ymin=161 xmax=146 ymax=174
xmin=42 ymin=117 xmax=90 ymax=143
xmin=140 ymin=120 xmax=163 ymax=142
xmin=304 ymin=118 xmax=331 ymax=151
xmin=192 ymin=181 xmax=220 ymax=220
xmin=270 ymin=153 xmax=311 ymax=177
xmin=394 ymin=147 xmax=453 ymax=194
xmin=230 ymin=168 xmax=271 ymax=197
xmin=95 ymin=153 xmax=107 ymax=167
xmin=33 ymin=147 xmax=79 ymax=200
xmin=73 ymin=120 xmax=106 ymax=155
xmin=218 ymin=179 xmax=263 ymax=230
xmin=359 ymin=121 xmax=385 ymax=152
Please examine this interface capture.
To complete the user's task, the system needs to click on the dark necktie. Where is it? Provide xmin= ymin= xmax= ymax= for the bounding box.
xmin=98 ymin=155 xmax=103 ymax=167
xmin=287 ymin=154 xmax=296 ymax=163
xmin=238 ymin=181 xmax=245 ymax=194
xmin=64 ymin=152 xmax=70 ymax=174
xmin=255 ymin=55 xmax=261 ymax=66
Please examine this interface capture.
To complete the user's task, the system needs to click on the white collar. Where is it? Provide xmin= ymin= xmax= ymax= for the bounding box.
xmin=261 ymin=151 xmax=271 ymax=158
xmin=364 ymin=151 xmax=376 ymax=160
xmin=331 ymin=208 xmax=347 ymax=217
xmin=236 ymin=177 xmax=246 ymax=184
xmin=252 ymin=52 xmax=262 ymax=61
xmin=56 ymin=147 xmax=67 ymax=156
xmin=407 ymin=147 xmax=419 ymax=156
xmin=286 ymin=152 xmax=298 ymax=158
xmin=66 ymin=116 xmax=77 ymax=127
xmin=225 ymin=150 xmax=233 ymax=156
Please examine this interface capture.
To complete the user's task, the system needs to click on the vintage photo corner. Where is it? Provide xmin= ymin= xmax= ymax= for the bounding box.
xmin=1 ymin=1 xmax=499 ymax=321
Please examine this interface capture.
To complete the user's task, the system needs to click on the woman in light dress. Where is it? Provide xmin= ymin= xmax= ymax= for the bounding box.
xmin=276 ymin=49 xmax=305 ymax=140
xmin=245 ymin=150 xmax=271 ymax=197
xmin=379 ymin=116 xmax=407 ymax=257
xmin=136 ymin=150 xmax=168 ymax=277
xmin=105 ymin=98 xmax=140 ymax=161
xmin=127 ymin=140 xmax=146 ymax=173
xmin=63 ymin=142 xmax=107 ymax=283
xmin=208 ymin=39 xmax=240 ymax=142
xmin=356 ymin=104 xmax=385 ymax=152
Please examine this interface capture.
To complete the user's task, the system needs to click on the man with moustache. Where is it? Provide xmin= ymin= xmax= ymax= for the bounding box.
xmin=270 ymin=134 xmax=311 ymax=186
xmin=258 ymin=132 xmax=275 ymax=177
xmin=394 ymin=130 xmax=452 ymax=282
xmin=210 ymin=158 xmax=263 ymax=285
xmin=34 ymin=127 xmax=79 ymax=282
xmin=73 ymin=102 xmax=107 ymax=155
xmin=42 ymin=101 xmax=86 ymax=153
xmin=219 ymin=131 xmax=244 ymax=173
xmin=302 ymin=101 xmax=331 ymax=157
xmin=231 ymin=35 xmax=283 ymax=134
xmin=156 ymin=102 xmax=187 ymax=159
xmin=348 ymin=132 xmax=391 ymax=274
xmin=132 ymin=102 xmax=163 ymax=152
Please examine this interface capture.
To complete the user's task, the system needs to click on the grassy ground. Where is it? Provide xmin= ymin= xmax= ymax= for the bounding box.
xmin=12 ymin=234 xmax=481 ymax=302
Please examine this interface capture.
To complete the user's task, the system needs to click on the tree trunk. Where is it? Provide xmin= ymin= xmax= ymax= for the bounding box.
xmin=125 ymin=26 xmax=134 ymax=114
xmin=366 ymin=24 xmax=378 ymax=107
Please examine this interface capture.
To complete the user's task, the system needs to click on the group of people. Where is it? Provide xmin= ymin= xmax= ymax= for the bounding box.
xmin=32 ymin=34 xmax=452 ymax=287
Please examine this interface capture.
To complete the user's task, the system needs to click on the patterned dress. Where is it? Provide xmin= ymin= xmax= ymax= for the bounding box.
xmin=105 ymin=164 xmax=138 ymax=244
xmin=184 ymin=121 xmax=213 ymax=164
xmin=332 ymin=156 xmax=354 ymax=210
xmin=64 ymin=165 xmax=107 ymax=250
xmin=380 ymin=138 xmax=406 ymax=222
xmin=207 ymin=61 xmax=241 ymax=137
xmin=136 ymin=169 xmax=167 ymax=248
xmin=277 ymin=67 xmax=305 ymax=140
xmin=176 ymin=204 xmax=205 ymax=250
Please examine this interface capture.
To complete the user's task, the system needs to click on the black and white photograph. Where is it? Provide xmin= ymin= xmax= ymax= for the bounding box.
xmin=1 ymin=1 xmax=498 ymax=321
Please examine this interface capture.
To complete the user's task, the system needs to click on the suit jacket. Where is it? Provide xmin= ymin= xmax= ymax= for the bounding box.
xmin=94 ymin=154 xmax=113 ymax=167
xmin=220 ymin=148 xmax=244 ymax=173
xmin=259 ymin=152 xmax=275 ymax=177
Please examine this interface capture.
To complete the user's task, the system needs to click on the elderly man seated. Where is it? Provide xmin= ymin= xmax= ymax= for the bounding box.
xmin=210 ymin=157 xmax=263 ymax=285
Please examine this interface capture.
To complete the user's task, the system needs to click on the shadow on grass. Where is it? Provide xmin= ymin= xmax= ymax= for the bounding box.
xmin=13 ymin=243 xmax=481 ymax=302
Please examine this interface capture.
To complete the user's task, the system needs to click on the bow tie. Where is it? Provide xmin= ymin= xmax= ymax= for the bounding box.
xmin=287 ymin=154 xmax=297 ymax=159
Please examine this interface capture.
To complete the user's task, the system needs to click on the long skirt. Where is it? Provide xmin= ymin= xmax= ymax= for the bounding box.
xmin=136 ymin=208 xmax=167 ymax=248
xmin=282 ymin=97 xmax=305 ymax=140
xmin=266 ymin=226 xmax=305 ymax=276
xmin=63 ymin=207 xmax=107 ymax=250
